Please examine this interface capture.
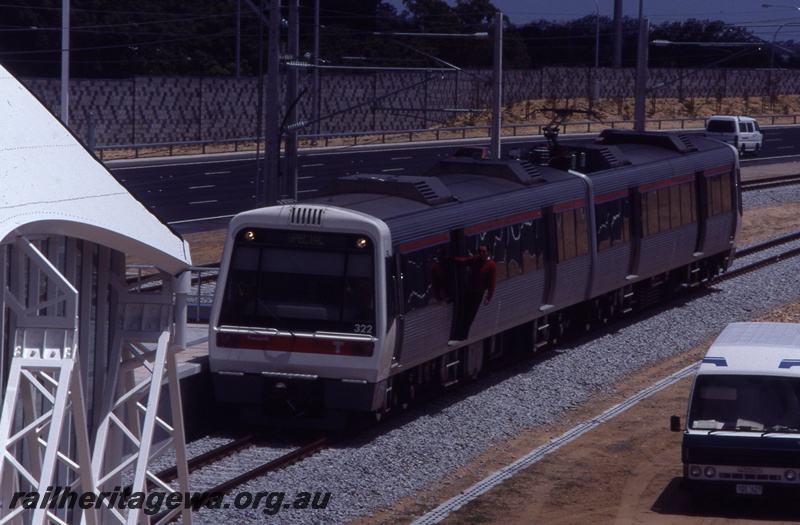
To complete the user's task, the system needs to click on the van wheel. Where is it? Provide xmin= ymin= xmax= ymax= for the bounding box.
xmin=739 ymin=144 xmax=747 ymax=156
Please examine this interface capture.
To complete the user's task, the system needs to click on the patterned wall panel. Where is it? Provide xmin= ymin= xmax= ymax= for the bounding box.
xmin=20 ymin=68 xmax=800 ymax=147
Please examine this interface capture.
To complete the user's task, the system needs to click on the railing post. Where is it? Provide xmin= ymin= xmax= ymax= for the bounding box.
xmin=172 ymin=271 xmax=191 ymax=349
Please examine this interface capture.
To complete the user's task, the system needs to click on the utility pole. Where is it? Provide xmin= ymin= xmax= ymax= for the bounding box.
xmin=613 ymin=0 xmax=622 ymax=68
xmin=633 ymin=13 xmax=649 ymax=131
xmin=61 ymin=0 xmax=70 ymax=125
xmin=264 ymin=0 xmax=281 ymax=206
xmin=490 ymin=12 xmax=502 ymax=159
xmin=311 ymin=0 xmax=320 ymax=145
xmin=283 ymin=0 xmax=299 ymax=201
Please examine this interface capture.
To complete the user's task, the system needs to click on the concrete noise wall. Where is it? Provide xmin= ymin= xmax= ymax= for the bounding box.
xmin=21 ymin=67 xmax=800 ymax=147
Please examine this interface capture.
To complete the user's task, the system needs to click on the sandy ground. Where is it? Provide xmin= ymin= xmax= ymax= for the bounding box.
xmin=349 ymin=202 xmax=800 ymax=524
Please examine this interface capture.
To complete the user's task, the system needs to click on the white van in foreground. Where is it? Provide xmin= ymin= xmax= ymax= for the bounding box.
xmin=671 ymin=322 xmax=800 ymax=501
xmin=704 ymin=115 xmax=763 ymax=156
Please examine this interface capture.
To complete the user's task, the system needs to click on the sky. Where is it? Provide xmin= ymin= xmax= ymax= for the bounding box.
xmin=386 ymin=1 xmax=800 ymax=42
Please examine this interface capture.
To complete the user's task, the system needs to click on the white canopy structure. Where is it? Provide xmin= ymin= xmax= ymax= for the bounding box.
xmin=0 ymin=64 xmax=194 ymax=524
xmin=0 ymin=65 xmax=191 ymax=274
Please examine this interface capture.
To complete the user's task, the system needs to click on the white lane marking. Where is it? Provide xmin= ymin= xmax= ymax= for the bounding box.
xmin=189 ymin=185 xmax=216 ymax=189
xmin=189 ymin=200 xmax=218 ymax=205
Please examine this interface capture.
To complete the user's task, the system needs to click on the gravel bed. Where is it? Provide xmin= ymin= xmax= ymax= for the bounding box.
xmin=742 ymin=183 xmax=800 ymax=208
xmin=175 ymin=184 xmax=800 ymax=524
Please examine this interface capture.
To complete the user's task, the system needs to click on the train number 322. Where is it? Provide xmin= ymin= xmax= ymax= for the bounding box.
xmin=354 ymin=324 xmax=374 ymax=334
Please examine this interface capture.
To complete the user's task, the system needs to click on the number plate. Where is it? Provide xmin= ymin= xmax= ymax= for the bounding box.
xmin=736 ymin=484 xmax=763 ymax=495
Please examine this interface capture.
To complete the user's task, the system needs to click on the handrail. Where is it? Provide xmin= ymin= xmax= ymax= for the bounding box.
xmin=95 ymin=114 xmax=800 ymax=161
xmin=95 ymin=113 xmax=800 ymax=161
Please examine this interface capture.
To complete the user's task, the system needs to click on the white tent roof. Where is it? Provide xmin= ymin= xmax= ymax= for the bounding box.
xmin=0 ymin=65 xmax=191 ymax=274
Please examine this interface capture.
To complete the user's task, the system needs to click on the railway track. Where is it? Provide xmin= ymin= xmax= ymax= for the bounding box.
xmin=201 ymin=434 xmax=332 ymax=496
xmin=154 ymin=432 xmax=260 ymax=484
xmin=153 ymin=422 xmax=375 ymax=522
xmin=741 ymin=173 xmax=800 ymax=191
xmin=719 ymin=229 xmax=800 ymax=282
xmin=148 ymin=432 xmax=333 ymax=522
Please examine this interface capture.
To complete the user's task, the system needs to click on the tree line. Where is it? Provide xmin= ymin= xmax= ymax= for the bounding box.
xmin=0 ymin=0 xmax=792 ymax=79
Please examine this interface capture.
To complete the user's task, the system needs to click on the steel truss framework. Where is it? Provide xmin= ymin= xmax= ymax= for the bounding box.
xmin=0 ymin=237 xmax=191 ymax=525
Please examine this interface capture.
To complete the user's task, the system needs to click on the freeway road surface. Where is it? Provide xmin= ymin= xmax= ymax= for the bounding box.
xmin=106 ymin=127 xmax=800 ymax=231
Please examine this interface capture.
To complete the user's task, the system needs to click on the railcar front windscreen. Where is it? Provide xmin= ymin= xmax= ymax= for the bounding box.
xmin=219 ymin=228 xmax=376 ymax=335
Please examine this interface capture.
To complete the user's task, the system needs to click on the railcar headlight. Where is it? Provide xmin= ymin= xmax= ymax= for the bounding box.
xmin=785 ymin=470 xmax=798 ymax=481
xmin=690 ymin=466 xmax=702 ymax=478
xmin=355 ymin=237 xmax=368 ymax=249
xmin=704 ymin=467 xmax=716 ymax=478
xmin=244 ymin=230 xmax=256 ymax=242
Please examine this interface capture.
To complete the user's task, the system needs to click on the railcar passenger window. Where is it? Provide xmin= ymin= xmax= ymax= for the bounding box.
xmin=645 ymin=192 xmax=660 ymax=236
xmin=720 ymin=172 xmax=732 ymax=213
xmin=641 ymin=181 xmax=698 ymax=237
xmin=706 ymin=171 xmax=732 ymax=217
xmin=595 ymin=197 xmax=631 ymax=251
xmin=521 ymin=219 xmax=545 ymax=272
xmin=555 ymin=207 xmax=589 ymax=262
xmin=467 ymin=219 xmax=545 ymax=277
xmin=669 ymin=185 xmax=681 ymax=228
xmin=680 ymin=182 xmax=696 ymax=225
xmin=469 ymin=228 xmax=508 ymax=282
xmin=657 ymin=188 xmax=671 ymax=231
xmin=506 ymin=223 xmax=524 ymax=278
xmin=401 ymin=244 xmax=452 ymax=311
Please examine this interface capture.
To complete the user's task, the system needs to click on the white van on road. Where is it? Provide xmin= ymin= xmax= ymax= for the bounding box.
xmin=704 ymin=115 xmax=763 ymax=156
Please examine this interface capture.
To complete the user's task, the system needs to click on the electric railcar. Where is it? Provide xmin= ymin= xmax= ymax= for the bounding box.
xmin=208 ymin=130 xmax=741 ymax=425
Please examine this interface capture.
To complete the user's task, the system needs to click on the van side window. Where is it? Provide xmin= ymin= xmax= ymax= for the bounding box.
xmin=739 ymin=122 xmax=747 ymax=132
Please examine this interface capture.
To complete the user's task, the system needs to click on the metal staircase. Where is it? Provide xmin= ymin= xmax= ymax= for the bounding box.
xmin=0 ymin=238 xmax=191 ymax=525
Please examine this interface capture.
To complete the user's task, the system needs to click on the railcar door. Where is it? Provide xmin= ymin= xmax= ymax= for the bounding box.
xmin=628 ymin=187 xmax=642 ymax=276
xmin=694 ymin=170 xmax=708 ymax=254
xmin=389 ymin=254 xmax=403 ymax=363
xmin=449 ymin=229 xmax=467 ymax=340
xmin=542 ymin=205 xmax=557 ymax=307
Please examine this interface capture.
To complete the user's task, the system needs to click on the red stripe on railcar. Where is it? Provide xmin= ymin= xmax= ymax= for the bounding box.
xmin=399 ymin=233 xmax=449 ymax=253
xmin=465 ymin=209 xmax=543 ymax=235
xmin=553 ymin=199 xmax=587 ymax=212
xmin=704 ymin=165 xmax=733 ymax=177
xmin=216 ymin=332 xmax=375 ymax=357
xmin=594 ymin=189 xmax=628 ymax=204
xmin=640 ymin=173 xmax=694 ymax=192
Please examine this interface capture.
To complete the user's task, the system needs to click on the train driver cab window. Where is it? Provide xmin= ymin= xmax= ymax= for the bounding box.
xmin=219 ymin=229 xmax=376 ymax=334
